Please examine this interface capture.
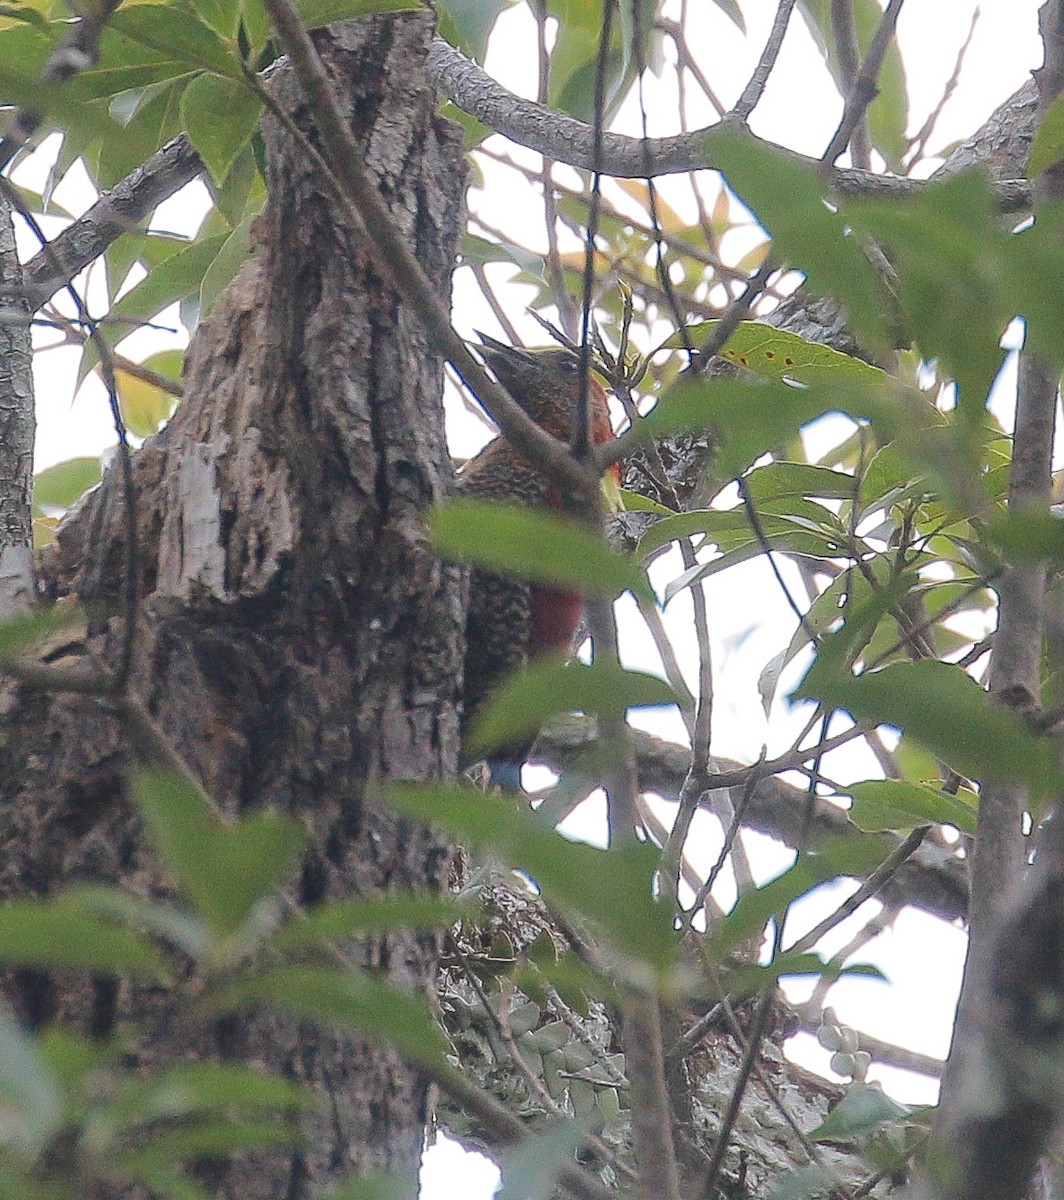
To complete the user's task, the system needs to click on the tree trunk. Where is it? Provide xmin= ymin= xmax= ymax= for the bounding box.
xmin=0 ymin=11 xmax=465 ymax=1194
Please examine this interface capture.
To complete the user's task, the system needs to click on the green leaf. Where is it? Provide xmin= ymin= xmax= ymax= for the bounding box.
xmin=0 ymin=57 xmax=119 ymax=147
xmin=319 ymin=1174 xmax=419 ymax=1200
xmin=111 ymin=1062 xmax=315 ymax=1130
xmin=189 ymin=0 xmax=242 ymax=41
xmin=0 ymin=4 xmax=50 ymax=31
xmin=295 ymin=0 xmax=422 ymax=30
xmin=221 ymin=967 xmax=449 ymax=1065
xmin=989 ymin=511 xmax=1064 ymax=566
xmin=710 ymin=838 xmax=888 ymax=957
xmin=1030 ymin=93 xmax=1064 ymax=177
xmin=766 ymin=1163 xmax=839 ymax=1200
xmin=63 ymin=885 xmax=211 ymax=959
xmin=100 ymin=233 xmax=229 ymax=338
xmin=238 ymin=0 xmax=272 ymax=57
xmin=97 ymin=78 xmax=188 ymax=188
xmin=270 ymin=895 xmax=467 ymax=952
xmin=32 ymin=457 xmax=101 ymax=514
xmin=719 ymin=953 xmax=883 ymax=1000
xmin=110 ymin=5 xmax=240 ymax=76
xmin=618 ymin=488 xmax=673 ymax=515
xmin=117 ymin=1118 xmax=298 ymax=1164
xmin=497 ymin=1118 xmax=586 ymax=1200
xmin=0 ymin=1015 xmax=64 ymax=1158
xmin=845 ymin=171 xmax=1010 ymax=408
xmin=132 ymin=767 xmax=307 ymax=938
xmin=200 ymin=209 xmax=259 ymax=315
xmin=388 ymin=783 xmax=677 ymax=968
xmin=637 ymin=374 xmax=987 ymax=514
xmin=797 ymin=0 xmax=908 ymax=169
xmin=1008 ymin=205 xmax=1064 ymax=364
xmin=845 ymin=779 xmax=978 ymax=835
xmin=115 ymin=365 xmax=178 ymax=438
xmin=0 ymin=605 xmax=84 ymax=663
xmin=210 ymin=139 xmax=261 ymax=226
xmin=67 ymin=33 xmax=192 ymax=104
xmin=852 ymin=0 xmax=908 ymax=169
xmin=704 ymin=126 xmax=889 ymax=354
xmin=546 ymin=0 xmax=627 ymax=124
xmin=460 ymin=231 xmax=544 ymax=274
xmin=654 ymin=515 xmax=847 ymax=602
xmin=180 ymin=73 xmax=262 ymax=187
xmin=467 ymin=657 xmax=677 ymax=758
xmin=745 ymin=461 xmax=857 ymax=503
xmin=139 ymin=348 xmax=186 ymax=384
xmin=0 ymin=898 xmax=167 ymax=978
xmin=631 ymin=378 xmax=824 ymax=482
xmin=810 ymin=1083 xmax=909 ymax=1141
xmin=431 ymin=499 xmax=651 ymax=602
xmin=666 ymin=322 xmax=887 ymax=387
xmin=710 ymin=0 xmax=745 ymax=32
xmin=636 ymin=502 xmax=843 ymax=562
xmin=798 ymin=658 xmax=1064 ymax=799
xmin=436 ymin=0 xmax=507 ymax=60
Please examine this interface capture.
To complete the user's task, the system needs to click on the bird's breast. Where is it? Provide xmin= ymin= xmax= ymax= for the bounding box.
xmin=529 ymin=586 xmax=585 ymax=655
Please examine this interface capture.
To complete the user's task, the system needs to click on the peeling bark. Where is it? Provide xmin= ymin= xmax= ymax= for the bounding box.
xmin=0 ymin=13 xmax=465 ymax=1194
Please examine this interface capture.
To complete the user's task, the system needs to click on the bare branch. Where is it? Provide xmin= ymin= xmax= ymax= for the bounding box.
xmin=829 ymin=0 xmax=871 ymax=168
xmin=822 ymin=0 xmax=906 ymax=166
xmin=22 ymin=135 xmax=204 ymax=313
xmin=427 ymin=36 xmax=1031 ymax=208
xmin=536 ymin=717 xmax=970 ymax=925
xmin=730 ymin=0 xmax=800 ymax=124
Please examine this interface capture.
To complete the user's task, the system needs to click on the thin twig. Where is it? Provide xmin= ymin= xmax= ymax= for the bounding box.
xmin=0 ymin=0 xmax=124 ymax=171
xmin=0 ymin=177 xmax=139 ymax=690
xmin=830 ymin=0 xmax=872 ymax=169
xmin=534 ymin=0 xmax=579 ymax=340
xmin=821 ymin=0 xmax=907 ymax=166
xmin=656 ymin=19 xmax=727 ymax=117
xmin=730 ymin=0 xmax=800 ymax=124
xmin=696 ymin=986 xmax=777 ymax=1197
xmin=259 ymin=0 xmax=594 ymax=498
xmin=593 ymin=256 xmax=778 ymax=477
xmin=22 ymin=135 xmax=204 ymax=313
xmin=788 ymin=825 xmax=930 ymax=957
xmin=903 ymin=8 xmax=979 ymax=173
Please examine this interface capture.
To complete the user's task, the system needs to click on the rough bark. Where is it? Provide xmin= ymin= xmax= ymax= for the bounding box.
xmin=0 ymin=12 xmax=465 ymax=1195
xmin=0 ymin=188 xmax=34 ymax=616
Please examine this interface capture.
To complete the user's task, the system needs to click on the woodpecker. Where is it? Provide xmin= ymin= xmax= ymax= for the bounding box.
xmin=457 ymin=333 xmax=619 ymax=790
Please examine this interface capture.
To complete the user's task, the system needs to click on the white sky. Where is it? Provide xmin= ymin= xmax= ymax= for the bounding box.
xmin=11 ymin=1 xmax=1049 ymax=1196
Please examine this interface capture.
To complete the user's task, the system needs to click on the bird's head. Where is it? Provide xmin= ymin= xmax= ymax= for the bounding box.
xmin=474 ymin=332 xmax=614 ymax=448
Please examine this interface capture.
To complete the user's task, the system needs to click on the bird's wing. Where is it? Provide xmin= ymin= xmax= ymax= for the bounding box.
xmin=455 ymin=448 xmax=550 ymax=744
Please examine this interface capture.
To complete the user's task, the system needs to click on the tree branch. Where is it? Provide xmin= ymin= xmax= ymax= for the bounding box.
xmin=916 ymin=5 xmax=1064 ymax=1198
xmin=21 ymin=134 xmax=204 ymax=313
xmin=822 ymin=0 xmax=905 ymax=166
xmin=730 ymin=0 xmax=799 ymax=124
xmin=535 ymin=717 xmax=969 ymax=925
xmin=426 ymin=36 xmax=1031 ymax=209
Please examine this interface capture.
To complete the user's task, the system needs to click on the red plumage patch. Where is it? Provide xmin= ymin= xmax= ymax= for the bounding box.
xmin=530 ymin=585 xmax=584 ymax=656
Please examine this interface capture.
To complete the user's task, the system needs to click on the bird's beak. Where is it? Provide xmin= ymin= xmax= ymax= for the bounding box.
xmin=472 ymin=331 xmax=535 ymax=376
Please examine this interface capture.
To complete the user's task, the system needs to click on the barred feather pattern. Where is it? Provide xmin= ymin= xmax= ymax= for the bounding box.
xmin=456 ymin=338 xmax=617 ymax=785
